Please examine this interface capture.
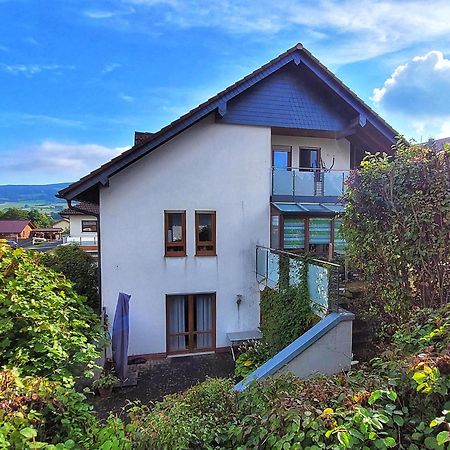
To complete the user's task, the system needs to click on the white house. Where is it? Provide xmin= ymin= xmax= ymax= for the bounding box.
xmin=52 ymin=218 xmax=70 ymax=232
xmin=58 ymin=44 xmax=397 ymax=359
xmin=60 ymin=202 xmax=99 ymax=257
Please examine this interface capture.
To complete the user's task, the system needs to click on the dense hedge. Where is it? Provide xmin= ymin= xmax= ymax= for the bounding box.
xmin=342 ymin=142 xmax=450 ymax=329
xmin=0 ymin=241 xmax=120 ymax=449
xmin=0 ymin=242 xmax=104 ymax=380
xmin=40 ymin=244 xmax=99 ymax=311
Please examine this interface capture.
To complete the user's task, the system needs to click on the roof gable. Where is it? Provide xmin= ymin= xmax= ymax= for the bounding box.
xmin=220 ymin=64 xmax=353 ymax=131
xmin=0 ymin=220 xmax=33 ymax=234
xmin=59 ymin=43 xmax=399 ymax=202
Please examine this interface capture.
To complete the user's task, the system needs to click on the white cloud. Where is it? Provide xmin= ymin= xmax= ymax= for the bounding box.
xmin=102 ymin=62 xmax=121 ymax=74
xmin=83 ymin=0 xmax=450 ymax=63
xmin=0 ymin=113 xmax=83 ymax=128
xmin=83 ymin=10 xmax=122 ymax=19
xmin=119 ymin=93 xmax=134 ymax=102
xmin=1 ymin=140 xmax=128 ymax=184
xmin=0 ymin=63 xmax=75 ymax=77
xmin=372 ymin=50 xmax=450 ymax=139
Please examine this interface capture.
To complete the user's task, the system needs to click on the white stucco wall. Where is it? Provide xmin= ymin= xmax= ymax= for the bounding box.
xmin=271 ymin=135 xmax=350 ymax=170
xmin=69 ymin=215 xmax=97 ymax=238
xmin=100 ymin=115 xmax=272 ymax=356
xmin=281 ymin=319 xmax=353 ymax=378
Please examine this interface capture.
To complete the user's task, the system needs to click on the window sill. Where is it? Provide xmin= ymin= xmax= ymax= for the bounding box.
xmin=195 ymin=253 xmax=217 ymax=257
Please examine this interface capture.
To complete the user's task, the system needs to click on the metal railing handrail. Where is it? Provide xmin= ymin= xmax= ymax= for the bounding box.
xmin=272 ymin=166 xmax=350 ymax=172
xmin=256 ymin=245 xmax=341 ymax=268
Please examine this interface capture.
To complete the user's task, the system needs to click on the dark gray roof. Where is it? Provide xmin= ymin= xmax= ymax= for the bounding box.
xmin=60 ymin=201 xmax=99 ymax=217
xmin=433 ymin=137 xmax=450 ymax=149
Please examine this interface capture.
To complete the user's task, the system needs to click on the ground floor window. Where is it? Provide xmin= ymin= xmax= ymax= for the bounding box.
xmin=166 ymin=293 xmax=216 ymax=354
xmin=272 ymin=213 xmax=344 ymax=258
xmin=308 ymin=217 xmax=332 ymax=256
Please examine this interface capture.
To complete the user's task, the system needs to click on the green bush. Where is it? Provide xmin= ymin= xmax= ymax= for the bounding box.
xmin=40 ymin=244 xmax=99 ymax=311
xmin=342 ymin=142 xmax=450 ymax=331
xmin=0 ymin=368 xmax=96 ymax=448
xmin=0 ymin=242 xmax=104 ymax=380
xmin=260 ymin=284 xmax=318 ymax=355
xmin=234 ymin=340 xmax=271 ymax=379
xmin=126 ymin=378 xmax=236 ymax=449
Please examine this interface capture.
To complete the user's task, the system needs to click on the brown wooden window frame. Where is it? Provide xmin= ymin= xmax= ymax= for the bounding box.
xmin=81 ymin=219 xmax=97 ymax=233
xmin=165 ymin=293 xmax=216 ymax=355
xmin=195 ymin=211 xmax=216 ymax=256
xmin=164 ymin=210 xmax=186 ymax=257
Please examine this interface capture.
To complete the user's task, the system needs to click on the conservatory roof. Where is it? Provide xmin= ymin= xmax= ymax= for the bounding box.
xmin=272 ymin=202 xmax=345 ymax=214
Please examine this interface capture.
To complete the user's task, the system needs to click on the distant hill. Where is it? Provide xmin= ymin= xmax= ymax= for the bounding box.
xmin=0 ymin=183 xmax=70 ymax=207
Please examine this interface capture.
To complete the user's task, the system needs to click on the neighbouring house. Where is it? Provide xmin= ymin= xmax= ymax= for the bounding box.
xmin=60 ymin=201 xmax=99 ymax=257
xmin=426 ymin=137 xmax=450 ymax=150
xmin=0 ymin=220 xmax=35 ymax=241
xmin=52 ymin=218 xmax=70 ymax=232
xmin=58 ymin=44 xmax=398 ymax=360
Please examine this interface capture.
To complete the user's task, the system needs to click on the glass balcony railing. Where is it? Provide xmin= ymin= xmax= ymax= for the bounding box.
xmin=272 ymin=167 xmax=349 ymax=197
xmin=256 ymin=245 xmax=341 ymax=317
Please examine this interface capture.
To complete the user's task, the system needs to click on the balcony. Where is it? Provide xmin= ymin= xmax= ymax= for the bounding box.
xmin=63 ymin=235 xmax=98 ymax=246
xmin=272 ymin=167 xmax=349 ymax=199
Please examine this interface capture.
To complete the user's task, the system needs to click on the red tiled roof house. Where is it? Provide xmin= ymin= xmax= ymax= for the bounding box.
xmin=0 ymin=220 xmax=35 ymax=241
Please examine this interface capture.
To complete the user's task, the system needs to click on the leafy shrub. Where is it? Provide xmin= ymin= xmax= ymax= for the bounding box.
xmin=92 ymin=371 xmax=119 ymax=390
xmin=40 ymin=244 xmax=99 ymax=311
xmin=259 ymin=257 xmax=318 ymax=355
xmin=118 ymin=304 xmax=450 ymax=449
xmin=0 ymin=368 xmax=96 ymax=448
xmin=234 ymin=340 xmax=271 ymax=379
xmin=126 ymin=378 xmax=236 ymax=449
xmin=0 ymin=242 xmax=104 ymax=380
xmin=342 ymin=142 xmax=450 ymax=331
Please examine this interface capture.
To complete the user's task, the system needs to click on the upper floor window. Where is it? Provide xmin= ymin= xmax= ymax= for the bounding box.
xmin=195 ymin=211 xmax=216 ymax=256
xmin=272 ymin=145 xmax=292 ymax=169
xmin=299 ymin=147 xmax=321 ymax=170
xmin=165 ymin=211 xmax=186 ymax=256
xmin=82 ymin=220 xmax=97 ymax=232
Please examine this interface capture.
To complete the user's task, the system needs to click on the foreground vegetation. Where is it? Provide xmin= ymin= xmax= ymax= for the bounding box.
xmin=1 ymin=143 xmax=449 ymax=448
xmin=342 ymin=142 xmax=450 ymax=331
xmin=1 ymin=238 xmax=447 ymax=450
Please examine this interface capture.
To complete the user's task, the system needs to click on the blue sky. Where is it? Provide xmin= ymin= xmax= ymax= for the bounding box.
xmin=1 ymin=0 xmax=450 ymax=184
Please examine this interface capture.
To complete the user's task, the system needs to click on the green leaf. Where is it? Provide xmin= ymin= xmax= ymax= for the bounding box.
xmin=424 ymin=436 xmax=439 ymax=449
xmin=384 ymin=436 xmax=396 ymax=448
xmin=387 ymin=391 xmax=397 ymax=401
xmin=368 ymin=390 xmax=382 ymax=405
xmin=393 ymin=415 xmax=404 ymax=426
xmin=337 ymin=431 xmax=351 ymax=448
xmin=20 ymin=427 xmax=37 ymax=439
xmin=436 ymin=431 xmax=450 ymax=446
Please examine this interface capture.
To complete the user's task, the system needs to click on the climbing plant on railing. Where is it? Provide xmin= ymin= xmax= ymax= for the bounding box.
xmin=260 ymin=254 xmax=318 ymax=355
xmin=341 ymin=140 xmax=450 ymax=331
